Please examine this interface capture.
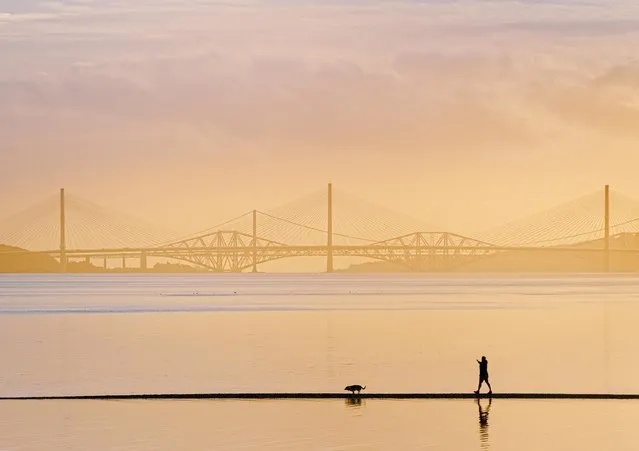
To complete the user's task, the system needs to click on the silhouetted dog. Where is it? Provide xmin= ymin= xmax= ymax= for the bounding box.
xmin=344 ymin=384 xmax=366 ymax=395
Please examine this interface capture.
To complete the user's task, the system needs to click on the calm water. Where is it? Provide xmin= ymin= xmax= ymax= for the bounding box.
xmin=1 ymin=273 xmax=639 ymax=450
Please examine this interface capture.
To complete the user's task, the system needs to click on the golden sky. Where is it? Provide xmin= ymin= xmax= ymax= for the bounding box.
xmin=2 ymin=0 xmax=639 ymax=239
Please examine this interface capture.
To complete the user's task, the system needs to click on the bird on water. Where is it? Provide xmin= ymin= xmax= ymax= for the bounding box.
xmin=344 ymin=384 xmax=366 ymax=395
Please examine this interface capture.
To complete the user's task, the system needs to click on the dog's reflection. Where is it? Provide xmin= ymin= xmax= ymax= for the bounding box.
xmin=345 ymin=396 xmax=364 ymax=408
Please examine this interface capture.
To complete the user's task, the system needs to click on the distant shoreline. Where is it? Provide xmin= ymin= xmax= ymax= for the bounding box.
xmin=3 ymin=243 xmax=639 ymax=274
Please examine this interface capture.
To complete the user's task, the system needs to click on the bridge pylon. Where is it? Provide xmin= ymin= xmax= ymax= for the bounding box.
xmin=604 ymin=184 xmax=610 ymax=272
xmin=252 ymin=209 xmax=258 ymax=273
xmin=327 ymin=183 xmax=333 ymax=273
xmin=59 ymin=188 xmax=67 ymax=273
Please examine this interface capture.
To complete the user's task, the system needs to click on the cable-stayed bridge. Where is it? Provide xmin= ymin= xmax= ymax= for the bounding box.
xmin=2 ymin=184 xmax=639 ymax=272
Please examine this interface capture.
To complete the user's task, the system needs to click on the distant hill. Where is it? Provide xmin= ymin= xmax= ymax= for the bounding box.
xmin=0 ymin=245 xmax=61 ymax=273
xmin=151 ymin=262 xmax=208 ymax=273
xmin=0 ymin=247 xmax=206 ymax=273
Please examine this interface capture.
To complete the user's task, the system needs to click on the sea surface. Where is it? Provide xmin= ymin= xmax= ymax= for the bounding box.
xmin=1 ymin=273 xmax=639 ymax=450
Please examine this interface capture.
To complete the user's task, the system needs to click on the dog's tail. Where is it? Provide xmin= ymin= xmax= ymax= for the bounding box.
xmin=363 ymin=386 xmax=366 ymax=390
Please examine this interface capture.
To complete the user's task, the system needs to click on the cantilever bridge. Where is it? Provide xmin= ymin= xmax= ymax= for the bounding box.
xmin=2 ymin=184 xmax=639 ymax=272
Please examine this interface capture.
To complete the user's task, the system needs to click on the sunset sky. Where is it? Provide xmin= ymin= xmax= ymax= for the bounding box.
xmin=2 ymin=0 xmax=639 ymax=239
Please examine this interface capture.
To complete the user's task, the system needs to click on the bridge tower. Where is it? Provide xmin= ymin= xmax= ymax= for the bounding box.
xmin=252 ymin=209 xmax=258 ymax=273
xmin=604 ymin=184 xmax=610 ymax=272
xmin=327 ymin=183 xmax=334 ymax=273
xmin=59 ymin=188 xmax=67 ymax=272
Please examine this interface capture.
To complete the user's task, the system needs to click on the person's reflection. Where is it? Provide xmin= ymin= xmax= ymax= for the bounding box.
xmin=477 ymin=398 xmax=491 ymax=450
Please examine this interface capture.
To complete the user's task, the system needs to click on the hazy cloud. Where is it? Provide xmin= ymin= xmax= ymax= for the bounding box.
xmin=3 ymin=0 xmax=639 ymax=233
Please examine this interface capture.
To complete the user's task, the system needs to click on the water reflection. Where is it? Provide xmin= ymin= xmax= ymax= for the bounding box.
xmin=345 ymin=397 xmax=364 ymax=408
xmin=477 ymin=398 xmax=491 ymax=450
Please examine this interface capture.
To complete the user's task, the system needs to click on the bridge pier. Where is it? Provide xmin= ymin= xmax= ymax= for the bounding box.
xmin=141 ymin=252 xmax=147 ymax=270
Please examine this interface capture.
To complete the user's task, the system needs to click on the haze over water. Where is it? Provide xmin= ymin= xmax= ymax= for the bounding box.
xmin=1 ymin=274 xmax=639 ymax=449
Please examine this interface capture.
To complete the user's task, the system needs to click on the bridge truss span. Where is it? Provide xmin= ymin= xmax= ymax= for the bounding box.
xmin=154 ymin=230 xmax=287 ymax=272
xmin=144 ymin=231 xmax=500 ymax=272
xmin=365 ymin=232 xmax=498 ymax=270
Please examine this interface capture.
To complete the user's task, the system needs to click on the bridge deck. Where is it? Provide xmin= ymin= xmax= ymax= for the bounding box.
xmin=2 ymin=393 xmax=639 ymax=400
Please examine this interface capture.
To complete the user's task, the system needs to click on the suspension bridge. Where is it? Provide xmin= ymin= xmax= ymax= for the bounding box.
xmin=2 ymin=184 xmax=639 ymax=273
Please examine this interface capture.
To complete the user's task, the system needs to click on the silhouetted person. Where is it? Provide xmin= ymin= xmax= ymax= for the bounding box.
xmin=474 ymin=356 xmax=492 ymax=395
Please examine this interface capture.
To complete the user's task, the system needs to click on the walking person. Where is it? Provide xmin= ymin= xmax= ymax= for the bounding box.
xmin=474 ymin=356 xmax=492 ymax=395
